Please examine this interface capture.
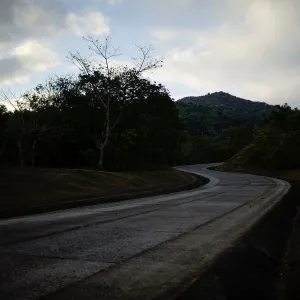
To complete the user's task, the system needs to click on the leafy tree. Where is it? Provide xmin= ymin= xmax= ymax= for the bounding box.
xmin=69 ymin=36 xmax=163 ymax=169
xmin=0 ymin=91 xmax=39 ymax=167
xmin=0 ymin=39 xmax=180 ymax=171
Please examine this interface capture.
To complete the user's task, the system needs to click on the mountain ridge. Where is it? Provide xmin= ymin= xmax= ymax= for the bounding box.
xmin=177 ymin=91 xmax=271 ymax=109
xmin=176 ymin=91 xmax=273 ymax=136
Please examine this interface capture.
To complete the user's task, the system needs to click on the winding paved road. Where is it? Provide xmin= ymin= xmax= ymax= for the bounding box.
xmin=0 ymin=164 xmax=290 ymax=300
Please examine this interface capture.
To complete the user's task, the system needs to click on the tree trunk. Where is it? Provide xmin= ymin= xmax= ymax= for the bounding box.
xmin=98 ymin=146 xmax=104 ymax=170
xmin=97 ymin=102 xmax=111 ymax=170
xmin=31 ymin=140 xmax=36 ymax=168
xmin=17 ymin=138 xmax=25 ymax=168
xmin=97 ymin=138 xmax=109 ymax=170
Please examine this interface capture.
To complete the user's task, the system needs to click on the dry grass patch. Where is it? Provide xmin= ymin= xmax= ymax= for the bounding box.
xmin=0 ymin=167 xmax=197 ymax=211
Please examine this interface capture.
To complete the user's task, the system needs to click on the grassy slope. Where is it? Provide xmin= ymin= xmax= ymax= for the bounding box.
xmin=0 ymin=167 xmax=198 ymax=211
xmin=218 ymin=143 xmax=300 ymax=181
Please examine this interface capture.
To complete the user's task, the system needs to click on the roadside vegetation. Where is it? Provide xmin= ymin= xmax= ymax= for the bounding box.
xmin=0 ymin=36 xmax=182 ymax=171
xmin=0 ymin=36 xmax=196 ymax=214
xmin=1 ymin=35 xmax=300 ymax=212
xmin=218 ymin=103 xmax=300 ymax=175
xmin=1 ymin=36 xmax=298 ymax=173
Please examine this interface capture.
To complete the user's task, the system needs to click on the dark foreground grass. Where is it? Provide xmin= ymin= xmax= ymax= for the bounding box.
xmin=0 ymin=167 xmax=199 ymax=213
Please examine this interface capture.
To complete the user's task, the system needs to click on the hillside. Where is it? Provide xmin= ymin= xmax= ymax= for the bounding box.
xmin=174 ymin=91 xmax=276 ymax=165
xmin=178 ymin=91 xmax=270 ymax=110
xmin=177 ymin=92 xmax=300 ymax=173
xmin=177 ymin=92 xmax=273 ymax=135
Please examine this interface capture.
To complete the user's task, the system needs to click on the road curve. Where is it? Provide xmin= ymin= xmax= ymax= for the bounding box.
xmin=0 ymin=164 xmax=290 ymax=300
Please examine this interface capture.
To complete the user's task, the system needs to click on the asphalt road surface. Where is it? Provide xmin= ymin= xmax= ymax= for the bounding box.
xmin=0 ymin=164 xmax=290 ymax=300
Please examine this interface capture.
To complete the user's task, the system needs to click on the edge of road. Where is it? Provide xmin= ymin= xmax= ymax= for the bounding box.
xmin=0 ymin=171 xmax=208 ymax=219
xmin=39 ymin=166 xmax=291 ymax=300
xmin=165 ymin=166 xmax=292 ymax=300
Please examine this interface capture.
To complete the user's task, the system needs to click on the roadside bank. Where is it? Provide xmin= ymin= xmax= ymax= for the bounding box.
xmin=0 ymin=168 xmax=207 ymax=219
xmin=176 ymin=180 xmax=299 ymax=300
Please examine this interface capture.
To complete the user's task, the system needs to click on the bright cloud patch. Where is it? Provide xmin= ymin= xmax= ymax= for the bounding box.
xmin=0 ymin=0 xmax=109 ymax=86
xmin=107 ymin=0 xmax=123 ymax=5
xmin=13 ymin=40 xmax=60 ymax=72
xmin=0 ymin=40 xmax=60 ymax=84
xmin=150 ymin=0 xmax=300 ymax=106
xmin=1 ymin=0 xmax=299 ymax=107
xmin=0 ymin=0 xmax=66 ymax=48
xmin=66 ymin=11 xmax=110 ymax=36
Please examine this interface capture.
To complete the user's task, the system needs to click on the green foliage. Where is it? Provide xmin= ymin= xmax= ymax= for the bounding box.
xmin=177 ymin=91 xmax=272 ymax=136
xmin=2 ymin=57 xmax=298 ymax=172
xmin=177 ymin=94 xmax=300 ymax=171
xmin=175 ymin=92 xmax=268 ymax=164
xmin=249 ymin=104 xmax=300 ymax=170
xmin=0 ymin=74 xmax=182 ymax=170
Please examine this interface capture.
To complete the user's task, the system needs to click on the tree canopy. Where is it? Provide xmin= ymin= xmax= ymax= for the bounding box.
xmin=1 ymin=38 xmax=299 ymax=172
xmin=0 ymin=37 xmax=182 ymax=170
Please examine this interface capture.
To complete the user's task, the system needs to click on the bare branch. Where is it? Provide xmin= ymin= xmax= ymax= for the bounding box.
xmin=0 ymin=89 xmax=18 ymax=111
xmin=0 ymin=90 xmax=28 ymax=129
xmin=68 ymin=49 xmax=108 ymax=109
xmin=132 ymin=44 xmax=164 ymax=73
xmin=66 ymin=35 xmax=163 ymax=169
xmin=85 ymin=36 xmax=122 ymax=59
xmin=83 ymin=35 xmax=122 ymax=77
xmin=110 ymin=105 xmax=126 ymax=132
xmin=68 ymin=50 xmax=92 ymax=76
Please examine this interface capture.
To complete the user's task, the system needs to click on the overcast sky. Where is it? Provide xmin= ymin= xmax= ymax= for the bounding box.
xmin=1 ymin=0 xmax=299 ymax=106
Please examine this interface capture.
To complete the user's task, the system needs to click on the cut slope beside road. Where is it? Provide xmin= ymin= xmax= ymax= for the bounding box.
xmin=0 ymin=167 xmax=204 ymax=218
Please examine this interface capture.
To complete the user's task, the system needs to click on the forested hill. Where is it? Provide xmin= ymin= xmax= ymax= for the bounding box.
xmin=178 ymin=91 xmax=269 ymax=109
xmin=177 ymin=92 xmax=273 ymax=136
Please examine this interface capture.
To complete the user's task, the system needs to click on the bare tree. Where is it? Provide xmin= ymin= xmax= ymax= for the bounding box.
xmin=27 ymin=115 xmax=48 ymax=168
xmin=69 ymin=35 xmax=163 ymax=169
xmin=0 ymin=90 xmax=27 ymax=167
xmin=0 ymin=90 xmax=45 ymax=167
xmin=0 ymin=104 xmax=8 ymax=160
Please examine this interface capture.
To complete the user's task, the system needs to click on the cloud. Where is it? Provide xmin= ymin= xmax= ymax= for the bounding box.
xmin=145 ymin=0 xmax=192 ymax=7
xmin=0 ymin=40 xmax=60 ymax=84
xmin=0 ymin=0 xmax=66 ymax=85
xmin=13 ymin=40 xmax=60 ymax=71
xmin=149 ymin=0 xmax=300 ymax=106
xmin=107 ymin=0 xmax=123 ymax=4
xmin=0 ymin=0 xmax=110 ymax=85
xmin=0 ymin=0 xmax=110 ymax=46
xmin=66 ymin=11 xmax=110 ymax=36
xmin=0 ymin=0 xmax=67 ymax=48
xmin=85 ymin=0 xmax=123 ymax=4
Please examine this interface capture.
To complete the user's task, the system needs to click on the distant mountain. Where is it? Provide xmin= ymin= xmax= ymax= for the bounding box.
xmin=176 ymin=91 xmax=273 ymax=136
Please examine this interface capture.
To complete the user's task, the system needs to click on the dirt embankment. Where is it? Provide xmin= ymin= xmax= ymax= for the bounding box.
xmin=0 ymin=167 xmax=205 ymax=218
xmin=213 ymin=146 xmax=300 ymax=300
